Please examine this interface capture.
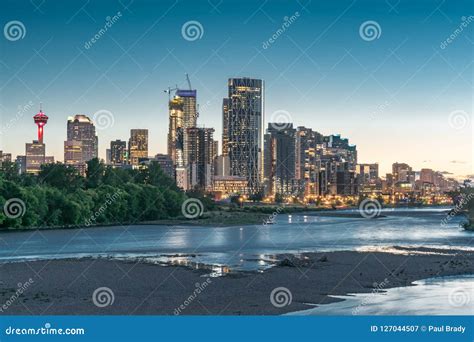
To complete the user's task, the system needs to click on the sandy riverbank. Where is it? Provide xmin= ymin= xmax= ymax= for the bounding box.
xmin=0 ymin=247 xmax=472 ymax=315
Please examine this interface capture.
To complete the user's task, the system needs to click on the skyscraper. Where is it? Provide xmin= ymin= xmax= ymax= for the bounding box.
xmin=110 ymin=140 xmax=127 ymax=165
xmin=64 ymin=115 xmax=98 ymax=174
xmin=129 ymin=129 xmax=148 ymax=166
xmin=264 ymin=123 xmax=297 ymax=196
xmin=185 ymin=127 xmax=215 ymax=190
xmin=295 ymin=126 xmax=324 ymax=198
xmin=25 ymin=141 xmax=45 ymax=174
xmin=392 ymin=162 xmax=413 ymax=183
xmin=167 ymin=96 xmax=186 ymax=188
xmin=222 ymin=98 xmax=230 ymax=156
xmin=223 ymin=78 xmax=264 ymax=195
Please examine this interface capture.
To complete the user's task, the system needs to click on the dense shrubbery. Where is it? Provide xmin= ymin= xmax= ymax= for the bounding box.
xmin=0 ymin=159 xmax=188 ymax=229
xmin=461 ymin=187 xmax=474 ymax=230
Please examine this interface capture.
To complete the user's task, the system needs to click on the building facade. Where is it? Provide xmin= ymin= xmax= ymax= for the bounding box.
xmin=185 ymin=127 xmax=215 ymax=190
xmin=129 ymin=129 xmax=148 ymax=166
xmin=223 ymin=78 xmax=264 ymax=195
xmin=110 ymin=139 xmax=127 ymax=165
xmin=64 ymin=114 xmax=98 ymax=174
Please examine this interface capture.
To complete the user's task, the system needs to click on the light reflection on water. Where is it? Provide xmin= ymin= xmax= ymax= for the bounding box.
xmin=288 ymin=275 xmax=474 ymax=315
xmin=0 ymin=208 xmax=470 ymax=272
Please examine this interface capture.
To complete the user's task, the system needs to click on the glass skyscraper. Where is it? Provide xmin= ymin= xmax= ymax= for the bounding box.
xmin=223 ymin=78 xmax=264 ymax=195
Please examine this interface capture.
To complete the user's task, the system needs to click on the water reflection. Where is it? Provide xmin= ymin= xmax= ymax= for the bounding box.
xmin=288 ymin=275 xmax=474 ymax=315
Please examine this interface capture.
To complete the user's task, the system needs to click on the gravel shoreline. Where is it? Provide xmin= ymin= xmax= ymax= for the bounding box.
xmin=0 ymin=247 xmax=472 ymax=315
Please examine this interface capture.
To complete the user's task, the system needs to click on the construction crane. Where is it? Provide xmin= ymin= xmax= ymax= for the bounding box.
xmin=185 ymin=73 xmax=192 ymax=90
xmin=163 ymin=84 xmax=178 ymax=101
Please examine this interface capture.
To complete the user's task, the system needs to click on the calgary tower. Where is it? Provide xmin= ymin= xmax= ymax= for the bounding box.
xmin=33 ymin=104 xmax=48 ymax=143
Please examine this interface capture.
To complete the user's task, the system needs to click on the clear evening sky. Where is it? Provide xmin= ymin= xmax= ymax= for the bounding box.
xmin=0 ymin=0 xmax=472 ymax=178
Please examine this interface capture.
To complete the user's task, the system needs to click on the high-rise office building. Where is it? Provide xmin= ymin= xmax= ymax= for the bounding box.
xmin=153 ymin=153 xmax=174 ymax=179
xmin=110 ymin=140 xmax=127 ymax=165
xmin=15 ymin=155 xmax=26 ymax=174
xmin=295 ymin=127 xmax=323 ymax=181
xmin=0 ymin=151 xmax=12 ymax=169
xmin=128 ymin=129 xmax=148 ymax=166
xmin=356 ymin=163 xmax=380 ymax=194
xmin=264 ymin=123 xmax=297 ymax=196
xmin=319 ymin=135 xmax=357 ymax=196
xmin=64 ymin=114 xmax=98 ymax=174
xmin=222 ymin=98 xmax=230 ymax=156
xmin=185 ymin=127 xmax=215 ymax=190
xmin=223 ymin=78 xmax=264 ymax=194
xmin=420 ymin=168 xmax=435 ymax=184
xmin=356 ymin=163 xmax=379 ymax=185
xmin=167 ymin=96 xmax=186 ymax=188
xmin=25 ymin=141 xmax=45 ymax=174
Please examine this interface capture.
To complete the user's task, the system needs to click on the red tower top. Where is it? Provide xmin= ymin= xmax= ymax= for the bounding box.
xmin=33 ymin=104 xmax=48 ymax=143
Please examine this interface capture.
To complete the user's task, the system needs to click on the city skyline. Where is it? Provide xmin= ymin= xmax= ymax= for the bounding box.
xmin=0 ymin=0 xmax=472 ymax=178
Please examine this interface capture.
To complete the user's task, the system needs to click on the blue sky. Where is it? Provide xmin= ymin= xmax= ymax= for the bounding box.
xmin=0 ymin=0 xmax=472 ymax=177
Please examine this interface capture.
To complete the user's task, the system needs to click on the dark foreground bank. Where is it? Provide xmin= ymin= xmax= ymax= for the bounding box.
xmin=0 ymin=247 xmax=472 ymax=315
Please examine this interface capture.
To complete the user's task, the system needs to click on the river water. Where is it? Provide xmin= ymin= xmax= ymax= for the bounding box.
xmin=288 ymin=275 xmax=474 ymax=315
xmin=0 ymin=207 xmax=471 ymax=271
xmin=2 ymin=207 xmax=472 ymax=314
